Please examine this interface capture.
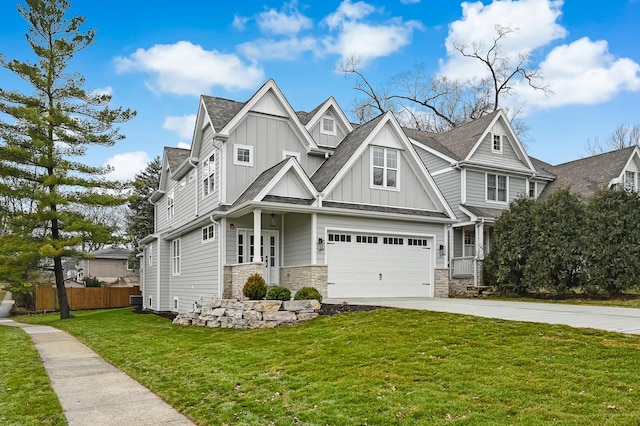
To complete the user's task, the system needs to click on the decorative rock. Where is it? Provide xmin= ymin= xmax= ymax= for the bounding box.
xmin=243 ymin=310 xmax=262 ymax=321
xmin=212 ymin=307 xmax=226 ymax=317
xmin=178 ymin=318 xmax=192 ymax=326
xmin=297 ymin=312 xmax=319 ymax=321
xmin=200 ymin=306 xmax=213 ymax=316
xmin=206 ymin=320 xmax=221 ymax=328
xmin=284 ymin=300 xmax=321 ymax=312
xmin=193 ymin=318 xmax=207 ymax=326
xmin=226 ymin=308 xmax=243 ymax=319
xmin=210 ymin=299 xmax=222 ymax=308
xmin=263 ymin=311 xmax=297 ymax=322
xmin=245 ymin=300 xmax=282 ymax=312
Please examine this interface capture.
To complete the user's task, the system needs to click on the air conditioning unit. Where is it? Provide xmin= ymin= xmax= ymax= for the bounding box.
xmin=129 ymin=295 xmax=143 ymax=307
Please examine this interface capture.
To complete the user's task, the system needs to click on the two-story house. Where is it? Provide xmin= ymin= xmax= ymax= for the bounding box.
xmin=140 ymin=80 xmax=457 ymax=313
xmin=405 ymin=111 xmax=555 ymax=287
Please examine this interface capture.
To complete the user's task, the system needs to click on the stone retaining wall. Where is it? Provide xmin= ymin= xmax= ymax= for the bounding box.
xmin=173 ymin=298 xmax=321 ymax=329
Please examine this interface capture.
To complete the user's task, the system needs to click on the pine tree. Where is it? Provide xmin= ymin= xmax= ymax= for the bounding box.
xmin=126 ymin=156 xmax=161 ymax=270
xmin=0 ymin=0 xmax=135 ymax=319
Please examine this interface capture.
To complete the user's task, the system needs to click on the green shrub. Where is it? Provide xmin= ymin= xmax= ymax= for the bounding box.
xmin=294 ymin=286 xmax=322 ymax=302
xmin=83 ymin=277 xmax=101 ymax=288
xmin=242 ymin=273 xmax=267 ymax=300
xmin=266 ymin=285 xmax=291 ymax=301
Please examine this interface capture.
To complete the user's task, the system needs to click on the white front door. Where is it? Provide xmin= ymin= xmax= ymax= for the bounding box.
xmin=239 ymin=229 xmax=279 ymax=285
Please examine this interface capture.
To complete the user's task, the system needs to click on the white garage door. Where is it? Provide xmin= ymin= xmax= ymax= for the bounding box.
xmin=326 ymin=231 xmax=433 ymax=298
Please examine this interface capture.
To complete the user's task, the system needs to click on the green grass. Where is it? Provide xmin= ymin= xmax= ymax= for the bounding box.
xmin=15 ymin=308 xmax=640 ymax=425
xmin=0 ymin=327 xmax=66 ymax=425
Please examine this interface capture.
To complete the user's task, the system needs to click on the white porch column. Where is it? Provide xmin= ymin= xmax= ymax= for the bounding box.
xmin=253 ymin=209 xmax=262 ymax=262
xmin=476 ymin=221 xmax=484 ymax=260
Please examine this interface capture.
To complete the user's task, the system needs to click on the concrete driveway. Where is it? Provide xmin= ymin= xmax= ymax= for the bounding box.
xmin=323 ymin=297 xmax=640 ymax=335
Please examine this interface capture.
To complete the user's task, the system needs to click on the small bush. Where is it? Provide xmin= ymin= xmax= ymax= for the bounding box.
xmin=83 ymin=277 xmax=101 ymax=288
xmin=242 ymin=273 xmax=267 ymax=300
xmin=266 ymin=285 xmax=291 ymax=301
xmin=294 ymin=286 xmax=322 ymax=302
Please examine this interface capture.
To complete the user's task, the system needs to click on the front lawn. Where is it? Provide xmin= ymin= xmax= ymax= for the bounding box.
xmin=0 ymin=327 xmax=65 ymax=425
xmin=16 ymin=308 xmax=640 ymax=425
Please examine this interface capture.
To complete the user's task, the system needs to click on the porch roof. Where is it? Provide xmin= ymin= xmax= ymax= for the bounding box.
xmin=460 ymin=204 xmax=505 ymax=221
xmin=323 ymin=201 xmax=451 ymax=219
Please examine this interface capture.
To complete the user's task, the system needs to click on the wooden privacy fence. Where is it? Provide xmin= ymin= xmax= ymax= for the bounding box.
xmin=36 ymin=286 xmax=141 ymax=311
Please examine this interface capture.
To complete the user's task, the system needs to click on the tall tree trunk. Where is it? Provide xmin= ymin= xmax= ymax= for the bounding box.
xmin=53 ymin=255 xmax=71 ymax=319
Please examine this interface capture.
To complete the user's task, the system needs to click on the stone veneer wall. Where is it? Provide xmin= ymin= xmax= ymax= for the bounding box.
xmin=279 ymin=265 xmax=328 ymax=298
xmin=434 ymin=268 xmax=449 ymax=298
xmin=173 ymin=298 xmax=321 ymax=329
xmin=223 ymin=263 xmax=264 ymax=299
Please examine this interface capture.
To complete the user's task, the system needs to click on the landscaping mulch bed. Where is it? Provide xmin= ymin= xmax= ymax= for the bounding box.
xmin=318 ymin=302 xmax=386 ymax=315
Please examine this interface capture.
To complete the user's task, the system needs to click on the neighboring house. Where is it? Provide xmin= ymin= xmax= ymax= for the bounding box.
xmin=404 ymin=110 xmax=555 ymax=287
xmin=74 ymin=248 xmax=138 ymax=285
xmin=140 ymin=79 xmax=457 ymax=313
xmin=539 ymin=146 xmax=640 ymax=199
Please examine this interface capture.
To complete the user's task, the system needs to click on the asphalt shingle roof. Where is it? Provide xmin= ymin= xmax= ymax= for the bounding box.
xmin=201 ymin=95 xmax=246 ymax=132
xmin=165 ymin=147 xmax=190 ymax=171
xmin=232 ymin=159 xmax=290 ymax=206
xmin=311 ymin=114 xmax=385 ymax=191
xmin=460 ymin=204 xmax=506 ymax=220
xmin=539 ymin=146 xmax=635 ymax=199
xmin=89 ymin=248 xmax=131 ymax=260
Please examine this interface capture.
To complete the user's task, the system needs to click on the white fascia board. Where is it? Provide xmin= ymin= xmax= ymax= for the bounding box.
xmin=218 ymin=79 xmax=318 ymax=150
xmin=461 ymin=161 xmax=537 ymax=176
xmin=254 ymin=158 xmax=318 ymax=202
xmin=458 ymin=205 xmax=479 ymax=222
xmin=305 ymin=97 xmax=354 ymax=133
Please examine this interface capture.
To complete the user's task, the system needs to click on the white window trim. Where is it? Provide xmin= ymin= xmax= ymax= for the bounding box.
xmin=147 ymin=246 xmax=153 ymax=266
xmin=463 ymin=230 xmax=476 ymax=257
xmin=492 ymin=133 xmax=503 ymax=154
xmin=370 ymin=146 xmax=400 ymax=191
xmin=203 ymin=152 xmax=215 ymax=198
xmin=283 ymin=151 xmax=301 ymax=162
xmin=202 ymin=224 xmax=215 ymax=244
xmin=234 ymin=144 xmax=253 ymax=167
xmin=320 ymin=116 xmax=337 ymax=136
xmin=528 ymin=181 xmax=538 ymax=199
xmin=624 ymin=170 xmax=637 ymax=192
xmin=486 ymin=173 xmax=508 ymax=204
xmin=167 ymin=191 xmax=175 ymax=220
xmin=173 ymin=296 xmax=179 ymax=312
xmin=172 ymin=238 xmax=181 ymax=276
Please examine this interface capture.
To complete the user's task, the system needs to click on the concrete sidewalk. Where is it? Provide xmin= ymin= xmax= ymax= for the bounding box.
xmin=324 ymin=297 xmax=640 ymax=335
xmin=0 ymin=292 xmax=195 ymax=426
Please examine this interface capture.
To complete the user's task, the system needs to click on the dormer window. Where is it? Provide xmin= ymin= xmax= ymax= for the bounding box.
xmin=321 ymin=116 xmax=336 ymax=135
xmin=492 ymin=134 xmax=503 ymax=153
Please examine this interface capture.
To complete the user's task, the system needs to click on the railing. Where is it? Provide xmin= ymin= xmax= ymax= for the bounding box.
xmin=452 ymin=257 xmax=475 ymax=277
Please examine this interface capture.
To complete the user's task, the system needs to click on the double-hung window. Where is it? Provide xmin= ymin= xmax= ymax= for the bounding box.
xmin=171 ymin=239 xmax=181 ymax=276
xmin=202 ymin=224 xmax=215 ymax=243
xmin=167 ymin=191 xmax=174 ymax=220
xmin=492 ymin=134 xmax=503 ymax=153
xmin=203 ymin=153 xmax=215 ymax=197
xmin=624 ymin=171 xmax=637 ymax=192
xmin=529 ymin=181 xmax=537 ymax=199
xmin=372 ymin=147 xmax=399 ymax=189
xmin=487 ymin=173 xmax=507 ymax=202
xmin=234 ymin=144 xmax=253 ymax=167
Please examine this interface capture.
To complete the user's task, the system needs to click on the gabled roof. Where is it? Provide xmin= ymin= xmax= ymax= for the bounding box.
xmin=201 ymin=96 xmax=245 ymax=132
xmin=311 ymin=114 xmax=385 ymax=191
xmin=529 ymin=156 xmax=557 ymax=180
xmin=460 ymin=204 xmax=505 ymax=221
xmin=303 ymin=97 xmax=354 ymax=136
xmin=432 ymin=110 xmax=501 ymax=161
xmin=296 ymin=101 xmax=325 ymax=126
xmin=165 ymin=147 xmax=190 ymax=171
xmin=540 ymin=146 xmax=637 ymax=199
xmin=403 ymin=127 xmax=458 ymax=162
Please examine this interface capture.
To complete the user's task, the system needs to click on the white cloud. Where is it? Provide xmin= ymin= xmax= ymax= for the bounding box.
xmin=90 ymin=86 xmax=113 ymax=97
xmin=163 ymin=115 xmax=196 ymax=140
xmin=323 ymin=0 xmax=422 ymax=65
xmin=114 ymin=41 xmax=264 ymax=96
xmin=177 ymin=142 xmax=191 ymax=150
xmin=238 ymin=37 xmax=317 ymax=61
xmin=515 ymin=37 xmax=640 ymax=109
xmin=440 ymin=0 xmax=567 ymax=81
xmin=233 ymin=15 xmax=250 ymax=31
xmin=257 ymin=2 xmax=313 ymax=36
xmin=103 ymin=151 xmax=150 ymax=181
xmin=325 ymin=0 xmax=376 ymax=30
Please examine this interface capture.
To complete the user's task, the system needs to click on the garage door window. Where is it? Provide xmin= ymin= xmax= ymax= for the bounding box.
xmin=356 ymin=235 xmax=378 ymax=244
xmin=328 ymin=233 xmax=351 ymax=242
xmin=408 ymin=239 xmax=429 ymax=246
xmin=383 ymin=237 xmax=404 ymax=245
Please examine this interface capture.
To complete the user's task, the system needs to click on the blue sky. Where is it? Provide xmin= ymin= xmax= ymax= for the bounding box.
xmin=1 ymin=0 xmax=639 ymax=180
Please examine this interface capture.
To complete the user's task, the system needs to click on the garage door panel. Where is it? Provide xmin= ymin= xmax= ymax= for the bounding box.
xmin=326 ymin=232 xmax=433 ymax=298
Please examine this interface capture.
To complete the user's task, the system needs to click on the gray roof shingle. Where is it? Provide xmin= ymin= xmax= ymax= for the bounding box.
xmin=165 ymin=147 xmax=190 ymax=171
xmin=539 ymin=146 xmax=635 ymax=199
xmin=201 ymin=95 xmax=246 ymax=132
xmin=232 ymin=159 xmax=290 ymax=206
xmin=311 ymin=114 xmax=385 ymax=191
